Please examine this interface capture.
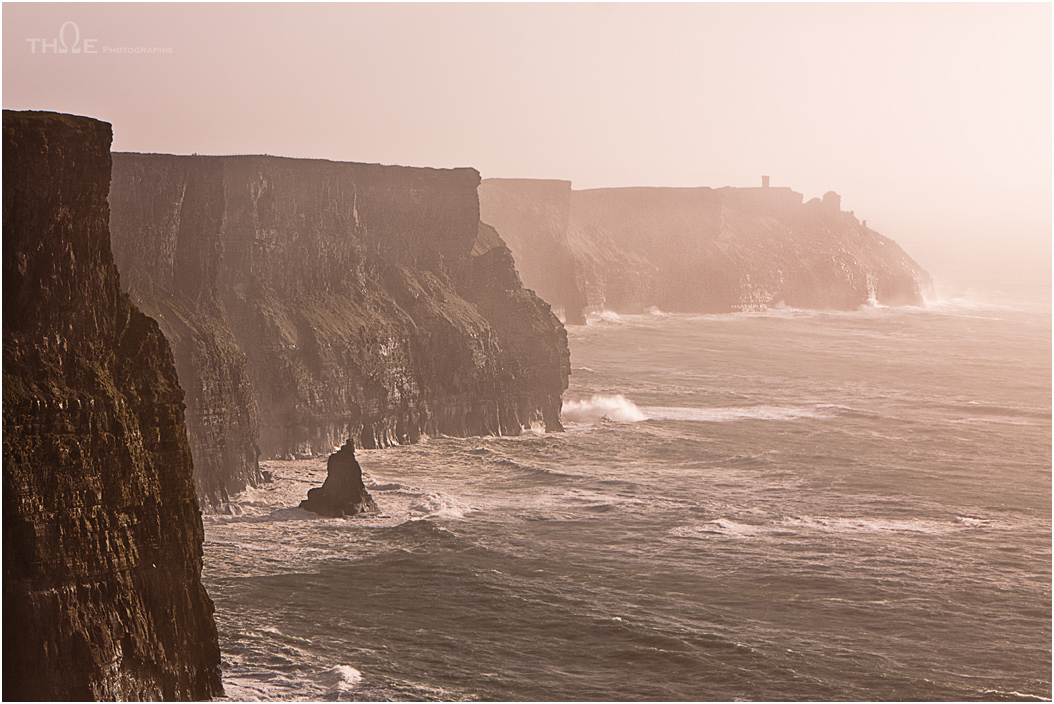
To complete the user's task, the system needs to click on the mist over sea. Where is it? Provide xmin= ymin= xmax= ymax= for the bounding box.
xmin=203 ymin=283 xmax=1051 ymax=701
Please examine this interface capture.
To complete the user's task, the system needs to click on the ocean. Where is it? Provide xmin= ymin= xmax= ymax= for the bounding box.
xmin=204 ymin=287 xmax=1052 ymax=701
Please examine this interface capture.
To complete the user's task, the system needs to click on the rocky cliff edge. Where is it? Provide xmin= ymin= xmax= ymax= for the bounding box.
xmin=3 ymin=110 xmax=222 ymax=700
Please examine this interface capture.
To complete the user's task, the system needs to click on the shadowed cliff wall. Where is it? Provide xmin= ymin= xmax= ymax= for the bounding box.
xmin=3 ymin=111 xmax=222 ymax=700
xmin=109 ymin=155 xmax=569 ymax=506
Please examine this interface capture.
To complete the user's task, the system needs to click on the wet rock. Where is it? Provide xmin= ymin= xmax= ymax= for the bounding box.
xmin=299 ymin=442 xmax=378 ymax=517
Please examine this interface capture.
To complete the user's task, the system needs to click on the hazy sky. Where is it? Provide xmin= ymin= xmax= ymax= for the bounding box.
xmin=3 ymin=3 xmax=1051 ymax=287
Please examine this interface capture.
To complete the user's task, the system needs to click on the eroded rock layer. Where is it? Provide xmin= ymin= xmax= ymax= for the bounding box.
xmin=479 ymin=179 xmax=933 ymax=319
xmin=2 ymin=110 xmax=222 ymax=700
xmin=109 ymin=155 xmax=569 ymax=506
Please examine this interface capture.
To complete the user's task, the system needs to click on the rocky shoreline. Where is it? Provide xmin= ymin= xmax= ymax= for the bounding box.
xmin=3 ymin=108 xmax=938 ymax=701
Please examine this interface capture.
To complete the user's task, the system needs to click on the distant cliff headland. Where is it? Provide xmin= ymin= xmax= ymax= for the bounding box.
xmin=108 ymin=154 xmax=570 ymax=507
xmin=479 ymin=178 xmax=933 ymax=322
xmin=3 ymin=111 xmax=222 ymax=699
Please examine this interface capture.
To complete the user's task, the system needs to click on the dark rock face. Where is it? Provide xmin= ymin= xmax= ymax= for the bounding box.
xmin=468 ymin=223 xmax=569 ymax=432
xmin=478 ymin=180 xmax=933 ymax=318
xmin=108 ymin=155 xmax=570 ymax=506
xmin=2 ymin=111 xmax=222 ymax=700
xmin=299 ymin=442 xmax=377 ymax=517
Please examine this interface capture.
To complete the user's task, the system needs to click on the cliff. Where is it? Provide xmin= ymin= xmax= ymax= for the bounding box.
xmin=478 ymin=179 xmax=933 ymax=318
xmin=108 ymin=155 xmax=570 ymax=506
xmin=478 ymin=179 xmax=588 ymax=324
xmin=3 ymin=111 xmax=222 ymax=699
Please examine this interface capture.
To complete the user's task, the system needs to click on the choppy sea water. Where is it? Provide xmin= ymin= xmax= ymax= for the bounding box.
xmin=204 ymin=293 xmax=1051 ymax=701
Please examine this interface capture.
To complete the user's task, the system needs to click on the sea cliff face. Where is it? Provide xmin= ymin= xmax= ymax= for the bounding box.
xmin=2 ymin=111 xmax=222 ymax=700
xmin=478 ymin=179 xmax=588 ymax=324
xmin=479 ymin=180 xmax=933 ymax=319
xmin=109 ymin=155 xmax=570 ymax=506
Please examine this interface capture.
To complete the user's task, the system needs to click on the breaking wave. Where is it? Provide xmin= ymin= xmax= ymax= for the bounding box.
xmin=409 ymin=491 xmax=469 ymax=519
xmin=328 ymin=665 xmax=363 ymax=691
xmin=562 ymin=394 xmax=648 ymax=423
xmin=586 ymin=310 xmax=624 ymax=325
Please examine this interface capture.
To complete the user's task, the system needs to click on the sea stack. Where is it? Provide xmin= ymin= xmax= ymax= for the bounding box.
xmin=2 ymin=111 xmax=223 ymax=699
xmin=299 ymin=441 xmax=378 ymax=517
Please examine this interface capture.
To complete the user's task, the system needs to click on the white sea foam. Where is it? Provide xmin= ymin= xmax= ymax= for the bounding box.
xmin=562 ymin=394 xmax=648 ymax=423
xmin=787 ymin=514 xmax=1003 ymax=536
xmin=954 ymin=516 xmax=991 ymax=528
xmin=856 ymin=288 xmax=892 ymax=311
xmin=947 ymin=415 xmax=1037 ymax=427
xmin=331 ymin=665 xmax=363 ymax=691
xmin=980 ymin=689 xmax=1050 ymax=701
xmin=409 ymin=491 xmax=469 ymax=519
xmin=586 ymin=309 xmax=623 ymax=325
xmin=785 ymin=516 xmax=948 ymax=534
xmin=921 ymin=285 xmax=1037 ymax=316
xmin=561 ymin=488 xmax=645 ymax=510
xmin=669 ymin=519 xmax=770 ymax=539
xmin=366 ymin=480 xmax=404 ymax=491
xmin=670 ymin=515 xmax=997 ymax=540
xmin=221 ymin=676 xmax=284 ymax=701
xmin=707 ymin=518 xmax=767 ymax=536
xmin=642 ymin=405 xmax=829 ymax=422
